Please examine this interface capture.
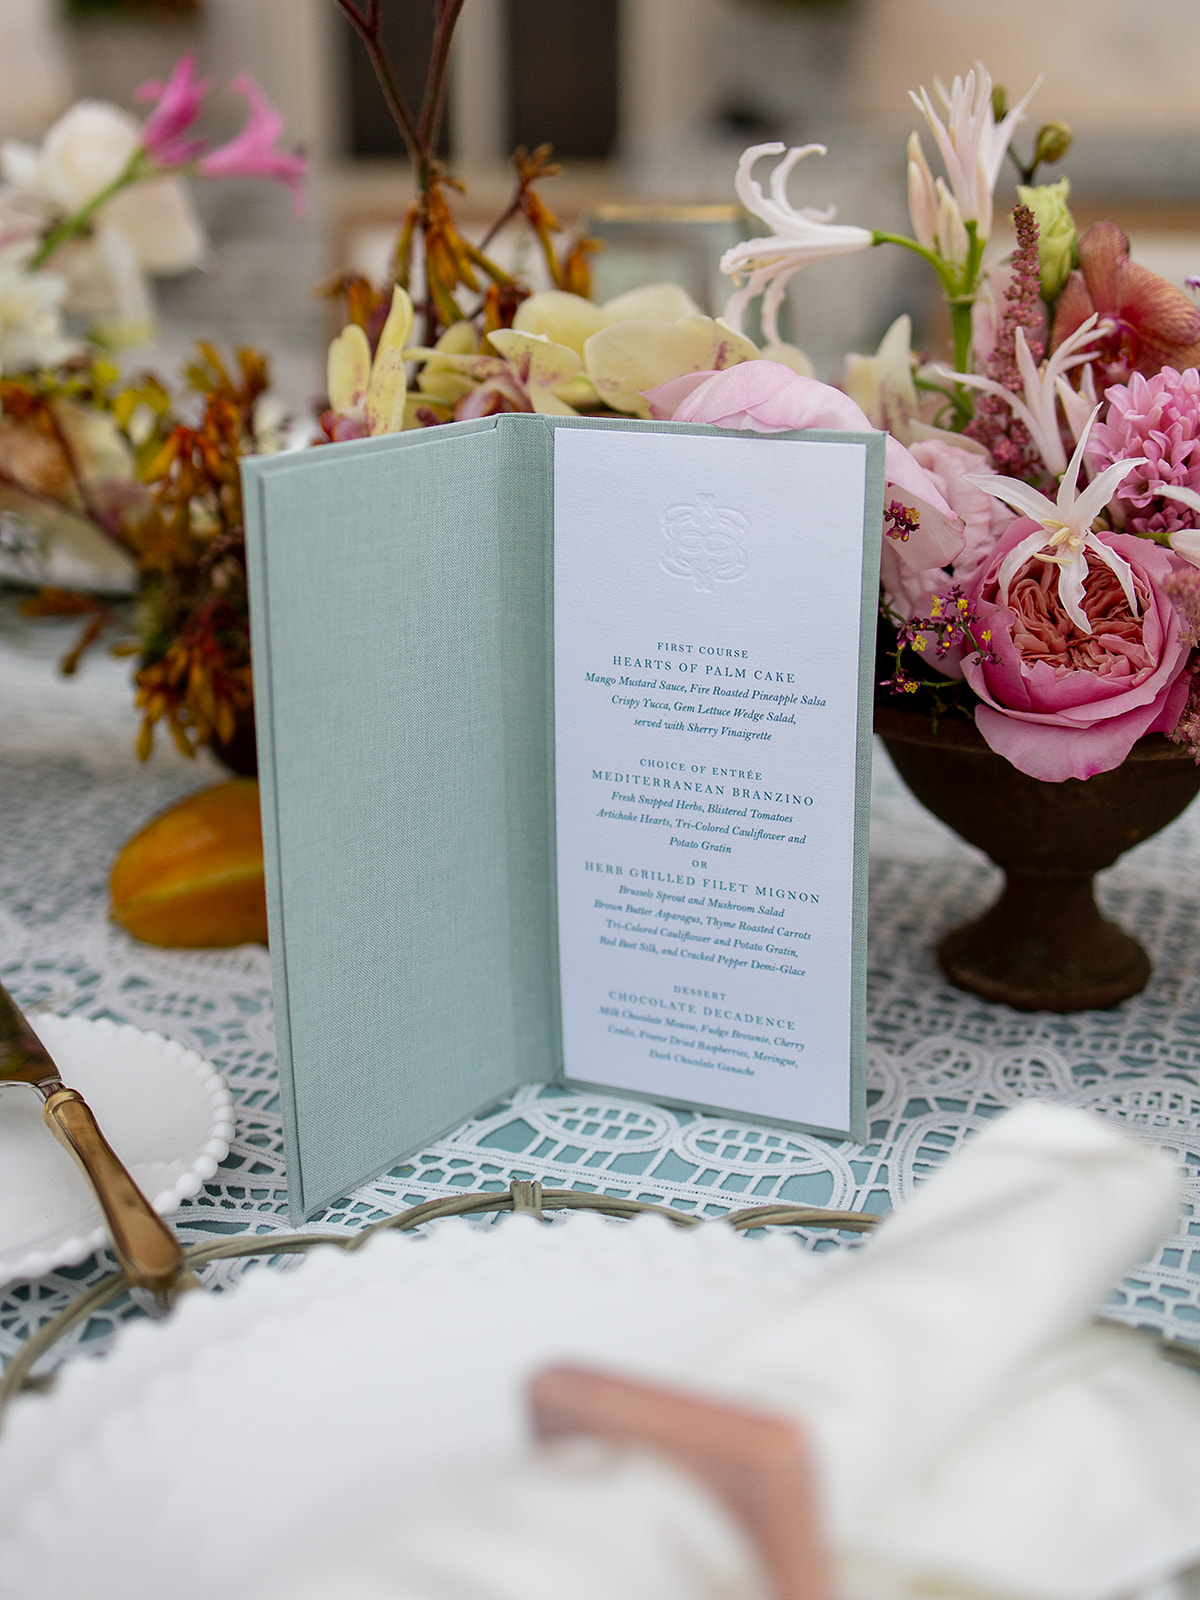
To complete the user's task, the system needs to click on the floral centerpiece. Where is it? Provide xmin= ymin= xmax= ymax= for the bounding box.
xmin=307 ymin=51 xmax=1200 ymax=1007
xmin=5 ymin=16 xmax=1200 ymax=987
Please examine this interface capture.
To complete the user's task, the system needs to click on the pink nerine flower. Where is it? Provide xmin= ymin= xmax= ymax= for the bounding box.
xmin=646 ymin=362 xmax=965 ymax=593
xmin=961 ymin=522 xmax=1191 ymax=781
xmin=199 ymin=76 xmax=306 ymax=211
xmin=1090 ymin=367 xmax=1200 ymax=538
xmin=136 ymin=54 xmax=209 ymax=167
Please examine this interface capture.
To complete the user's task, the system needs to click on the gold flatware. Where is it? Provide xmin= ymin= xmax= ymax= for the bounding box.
xmin=0 ymin=982 xmax=188 ymax=1303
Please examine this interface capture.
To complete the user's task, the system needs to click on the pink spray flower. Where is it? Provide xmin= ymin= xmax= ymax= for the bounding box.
xmin=1089 ymin=366 xmax=1200 ymax=539
xmin=645 ymin=361 xmax=965 ymax=600
xmin=136 ymin=54 xmax=210 ymax=167
xmin=200 ymin=76 xmax=306 ymax=212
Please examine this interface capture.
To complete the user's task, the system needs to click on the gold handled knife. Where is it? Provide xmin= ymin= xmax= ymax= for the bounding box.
xmin=0 ymin=982 xmax=188 ymax=1302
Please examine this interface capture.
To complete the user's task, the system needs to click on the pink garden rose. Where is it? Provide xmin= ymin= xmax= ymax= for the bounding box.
xmin=646 ymin=362 xmax=966 ymax=586
xmin=887 ymin=436 xmax=1014 ymax=634
xmin=961 ymin=520 xmax=1192 ymax=781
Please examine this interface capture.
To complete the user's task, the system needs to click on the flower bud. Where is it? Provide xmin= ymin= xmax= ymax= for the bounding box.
xmin=1033 ymin=121 xmax=1073 ymax=168
xmin=1017 ymin=178 xmax=1077 ymax=301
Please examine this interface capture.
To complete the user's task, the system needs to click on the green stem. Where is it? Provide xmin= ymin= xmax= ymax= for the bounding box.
xmin=944 ymin=220 xmax=985 ymax=387
xmin=871 ymin=230 xmax=957 ymax=297
xmin=950 ymin=300 xmax=974 ymax=376
xmin=30 ymin=151 xmax=145 ymax=270
xmin=913 ymin=372 xmax=972 ymax=426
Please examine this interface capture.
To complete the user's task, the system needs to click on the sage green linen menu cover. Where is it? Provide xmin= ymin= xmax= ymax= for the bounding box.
xmin=243 ymin=413 xmax=883 ymax=1218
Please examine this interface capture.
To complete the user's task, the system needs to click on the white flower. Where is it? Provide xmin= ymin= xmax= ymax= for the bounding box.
xmin=940 ymin=317 xmax=1104 ymax=477
xmin=966 ymin=412 xmax=1146 ymax=635
xmin=0 ymin=244 xmax=77 ymax=374
xmin=719 ymin=143 xmax=873 ymax=344
xmin=906 ymin=133 xmax=969 ymax=270
xmin=909 ymin=63 xmax=1039 ymax=244
xmin=0 ymin=100 xmax=205 ymax=337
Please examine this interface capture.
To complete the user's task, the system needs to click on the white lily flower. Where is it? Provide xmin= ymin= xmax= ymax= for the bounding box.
xmin=966 ymin=411 xmax=1147 ymax=635
xmin=720 ymin=143 xmax=873 ymax=344
xmin=909 ymin=63 xmax=1040 ymax=243
xmin=940 ymin=317 xmax=1104 ymax=477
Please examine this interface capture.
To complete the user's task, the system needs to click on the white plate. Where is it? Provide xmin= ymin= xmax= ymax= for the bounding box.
xmin=0 ymin=1212 xmax=830 ymax=1600
xmin=0 ymin=1014 xmax=234 ymax=1285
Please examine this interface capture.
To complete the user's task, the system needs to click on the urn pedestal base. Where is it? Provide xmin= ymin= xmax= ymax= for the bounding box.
xmin=875 ymin=705 xmax=1200 ymax=1013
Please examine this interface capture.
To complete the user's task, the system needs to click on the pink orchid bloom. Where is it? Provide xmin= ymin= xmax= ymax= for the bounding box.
xmin=200 ymin=75 xmax=306 ymax=212
xmin=646 ymin=361 xmax=965 ymax=582
xmin=1051 ymin=222 xmax=1200 ymax=385
xmin=136 ymin=54 xmax=210 ymax=167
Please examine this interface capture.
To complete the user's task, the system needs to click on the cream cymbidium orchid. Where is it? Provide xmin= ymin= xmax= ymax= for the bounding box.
xmin=941 ymin=316 xmax=1104 ymax=477
xmin=719 ymin=143 xmax=874 ymax=344
xmin=843 ymin=315 xmax=922 ymax=443
xmin=966 ymin=411 xmax=1147 ymax=635
xmin=515 ymin=282 xmax=768 ymax=416
xmin=400 ymin=284 xmax=766 ymax=424
xmin=843 ymin=314 xmax=989 ymax=454
xmin=909 ymin=63 xmax=1039 ymax=246
xmin=325 ymin=285 xmax=415 ymax=439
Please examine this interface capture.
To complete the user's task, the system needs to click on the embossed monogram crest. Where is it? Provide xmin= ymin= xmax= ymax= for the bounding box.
xmin=659 ymin=494 xmax=749 ymax=593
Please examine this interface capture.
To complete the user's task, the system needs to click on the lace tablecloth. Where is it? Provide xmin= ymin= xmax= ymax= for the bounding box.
xmin=3 ymin=601 xmax=1199 ymax=1369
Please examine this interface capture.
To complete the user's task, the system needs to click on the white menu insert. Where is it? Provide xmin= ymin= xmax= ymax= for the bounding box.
xmin=553 ymin=426 xmax=872 ymax=1134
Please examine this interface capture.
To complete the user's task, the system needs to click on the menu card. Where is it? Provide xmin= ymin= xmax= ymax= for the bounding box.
xmin=554 ymin=429 xmax=872 ymax=1132
xmin=243 ymin=414 xmax=882 ymax=1218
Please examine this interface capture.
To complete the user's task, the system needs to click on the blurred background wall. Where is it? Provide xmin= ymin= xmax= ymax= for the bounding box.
xmin=3 ymin=0 xmax=1199 ymax=401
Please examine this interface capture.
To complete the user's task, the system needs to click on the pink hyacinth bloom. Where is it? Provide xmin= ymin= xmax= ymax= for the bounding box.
xmin=961 ymin=521 xmax=1191 ymax=781
xmin=136 ymin=54 xmax=210 ymax=167
xmin=1089 ymin=366 xmax=1200 ymax=538
xmin=200 ymin=75 xmax=307 ymax=212
xmin=646 ymin=360 xmax=965 ymax=589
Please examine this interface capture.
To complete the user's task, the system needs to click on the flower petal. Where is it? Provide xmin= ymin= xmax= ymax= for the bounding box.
xmin=513 ymin=290 xmax=605 ymax=357
xmin=599 ymin=283 xmax=702 ymax=324
xmin=365 ymin=285 xmax=414 ymax=436
xmin=487 ymin=328 xmax=581 ymax=415
xmin=966 ymin=473 xmax=1057 ymax=527
xmin=643 ymin=369 xmax=719 ymax=421
xmin=585 ymin=316 xmax=756 ymax=418
xmin=327 ymin=322 xmax=371 ymax=414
